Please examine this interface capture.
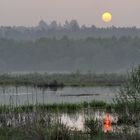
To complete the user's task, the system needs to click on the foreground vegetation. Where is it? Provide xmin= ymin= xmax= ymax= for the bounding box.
xmin=0 ymin=99 xmax=139 ymax=140
xmin=0 ymin=122 xmax=139 ymax=140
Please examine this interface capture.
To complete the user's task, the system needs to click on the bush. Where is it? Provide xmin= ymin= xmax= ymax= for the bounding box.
xmin=114 ymin=66 xmax=140 ymax=114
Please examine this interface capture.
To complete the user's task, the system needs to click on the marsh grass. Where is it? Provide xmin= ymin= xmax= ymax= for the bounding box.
xmin=0 ymin=121 xmax=139 ymax=140
xmin=0 ymin=100 xmax=108 ymax=114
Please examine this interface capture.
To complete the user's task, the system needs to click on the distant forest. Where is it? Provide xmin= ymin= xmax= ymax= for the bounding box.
xmin=0 ymin=36 xmax=139 ymax=73
xmin=0 ymin=20 xmax=140 ymax=40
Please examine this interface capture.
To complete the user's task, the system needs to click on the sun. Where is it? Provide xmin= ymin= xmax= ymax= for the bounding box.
xmin=102 ymin=12 xmax=112 ymax=23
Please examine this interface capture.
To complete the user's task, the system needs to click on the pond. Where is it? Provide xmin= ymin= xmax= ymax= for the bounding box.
xmin=0 ymin=86 xmax=119 ymax=106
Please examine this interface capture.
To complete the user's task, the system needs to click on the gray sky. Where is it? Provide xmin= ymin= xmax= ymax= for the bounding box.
xmin=0 ymin=0 xmax=139 ymax=27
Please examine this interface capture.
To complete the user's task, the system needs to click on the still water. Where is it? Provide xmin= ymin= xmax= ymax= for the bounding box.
xmin=0 ymin=86 xmax=118 ymax=106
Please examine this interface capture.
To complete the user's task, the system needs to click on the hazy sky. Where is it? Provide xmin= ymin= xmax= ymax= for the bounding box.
xmin=0 ymin=0 xmax=139 ymax=27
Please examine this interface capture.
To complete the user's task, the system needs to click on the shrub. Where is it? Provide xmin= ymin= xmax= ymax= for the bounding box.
xmin=114 ymin=66 xmax=140 ymax=115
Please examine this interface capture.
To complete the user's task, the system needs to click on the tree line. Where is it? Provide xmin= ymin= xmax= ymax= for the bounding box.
xmin=0 ymin=36 xmax=139 ymax=73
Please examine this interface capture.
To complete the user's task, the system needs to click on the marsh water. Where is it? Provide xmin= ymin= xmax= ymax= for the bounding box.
xmin=0 ymin=86 xmax=118 ymax=106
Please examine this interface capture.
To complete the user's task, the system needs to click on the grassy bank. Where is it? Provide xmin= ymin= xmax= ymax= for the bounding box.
xmin=0 ymin=100 xmax=139 ymax=114
xmin=0 ymin=73 xmax=125 ymax=87
xmin=0 ymin=100 xmax=140 ymax=113
xmin=0 ymin=100 xmax=108 ymax=113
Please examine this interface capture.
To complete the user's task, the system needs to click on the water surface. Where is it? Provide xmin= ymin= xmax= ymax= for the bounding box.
xmin=0 ymin=86 xmax=118 ymax=105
